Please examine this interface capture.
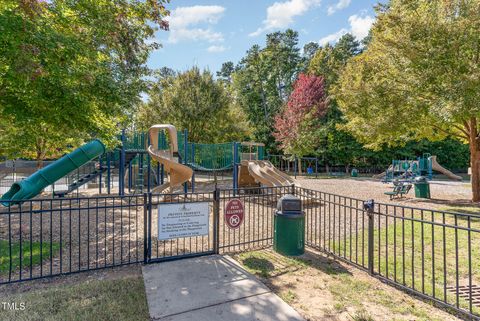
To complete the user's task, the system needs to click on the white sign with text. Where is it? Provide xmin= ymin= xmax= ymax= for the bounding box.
xmin=158 ymin=202 xmax=209 ymax=240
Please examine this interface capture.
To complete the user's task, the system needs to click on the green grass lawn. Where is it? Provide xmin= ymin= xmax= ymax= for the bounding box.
xmin=0 ymin=273 xmax=149 ymax=321
xmin=0 ymin=240 xmax=61 ymax=274
xmin=334 ymin=208 xmax=480 ymax=315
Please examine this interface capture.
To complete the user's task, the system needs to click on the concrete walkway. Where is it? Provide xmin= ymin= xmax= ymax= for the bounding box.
xmin=142 ymin=255 xmax=305 ymax=321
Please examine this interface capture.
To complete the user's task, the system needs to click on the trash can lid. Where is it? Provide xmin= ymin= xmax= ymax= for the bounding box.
xmin=415 ymin=176 xmax=427 ymax=183
xmin=277 ymin=194 xmax=302 ymax=212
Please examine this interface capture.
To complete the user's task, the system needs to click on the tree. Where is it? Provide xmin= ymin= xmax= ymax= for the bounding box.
xmin=335 ymin=0 xmax=480 ymax=201
xmin=0 ymin=0 xmax=169 ymax=166
xmin=308 ymin=33 xmax=360 ymax=89
xmin=273 ymin=74 xmax=328 ymax=160
xmin=138 ymin=67 xmax=250 ymax=143
xmin=216 ymin=62 xmax=235 ymax=84
xmin=232 ymin=29 xmax=304 ymax=150
xmin=305 ymin=34 xmax=368 ymax=170
xmin=303 ymin=42 xmax=320 ymax=62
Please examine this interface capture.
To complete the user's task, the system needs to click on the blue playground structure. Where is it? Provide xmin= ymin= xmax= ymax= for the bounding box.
xmin=383 ymin=153 xmax=433 ymax=182
xmin=117 ymin=129 xmax=265 ymax=195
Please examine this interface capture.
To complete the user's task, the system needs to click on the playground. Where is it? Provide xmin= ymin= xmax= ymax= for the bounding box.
xmin=4 ymin=0 xmax=480 ymax=318
xmin=0 ymin=124 xmax=478 ymax=321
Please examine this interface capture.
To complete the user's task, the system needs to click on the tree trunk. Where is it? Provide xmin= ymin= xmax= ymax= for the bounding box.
xmin=35 ymin=137 xmax=46 ymax=169
xmin=471 ymin=147 xmax=480 ymax=202
xmin=468 ymin=118 xmax=480 ymax=202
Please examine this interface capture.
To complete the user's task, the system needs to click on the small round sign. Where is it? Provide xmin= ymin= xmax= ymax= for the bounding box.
xmin=224 ymin=199 xmax=244 ymax=229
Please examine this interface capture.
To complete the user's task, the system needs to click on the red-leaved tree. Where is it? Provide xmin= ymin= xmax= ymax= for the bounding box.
xmin=273 ymin=73 xmax=328 ymax=160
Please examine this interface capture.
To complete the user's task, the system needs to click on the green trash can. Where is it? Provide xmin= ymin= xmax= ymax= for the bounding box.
xmin=274 ymin=195 xmax=305 ymax=256
xmin=414 ymin=176 xmax=431 ymax=198
xmin=351 ymin=168 xmax=358 ymax=177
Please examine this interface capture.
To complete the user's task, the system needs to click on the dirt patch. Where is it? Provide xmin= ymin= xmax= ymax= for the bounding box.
xmin=234 ymin=249 xmax=462 ymax=321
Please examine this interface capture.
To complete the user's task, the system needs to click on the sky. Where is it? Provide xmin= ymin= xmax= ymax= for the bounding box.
xmin=147 ymin=0 xmax=379 ymax=74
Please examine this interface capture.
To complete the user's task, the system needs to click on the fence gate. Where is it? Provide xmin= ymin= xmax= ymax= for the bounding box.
xmin=145 ymin=191 xmax=217 ymax=263
xmin=144 ymin=186 xmax=294 ymax=262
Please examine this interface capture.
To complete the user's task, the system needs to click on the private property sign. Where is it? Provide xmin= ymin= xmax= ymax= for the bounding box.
xmin=224 ymin=199 xmax=244 ymax=229
xmin=158 ymin=202 xmax=209 ymax=240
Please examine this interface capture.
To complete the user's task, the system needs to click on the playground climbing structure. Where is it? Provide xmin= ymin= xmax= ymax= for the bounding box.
xmin=376 ymin=153 xmax=462 ymax=182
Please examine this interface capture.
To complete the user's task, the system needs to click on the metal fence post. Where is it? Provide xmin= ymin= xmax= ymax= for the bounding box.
xmin=213 ymin=187 xmax=220 ymax=254
xmin=364 ymin=199 xmax=375 ymax=275
xmin=143 ymin=193 xmax=149 ymax=264
xmin=148 ymin=193 xmax=153 ymax=261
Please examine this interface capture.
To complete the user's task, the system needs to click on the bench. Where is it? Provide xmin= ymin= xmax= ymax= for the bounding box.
xmin=384 ymin=184 xmax=412 ymax=200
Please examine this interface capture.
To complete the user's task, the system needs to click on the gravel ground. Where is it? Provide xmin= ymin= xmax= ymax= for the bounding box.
xmin=296 ymin=176 xmax=477 ymax=211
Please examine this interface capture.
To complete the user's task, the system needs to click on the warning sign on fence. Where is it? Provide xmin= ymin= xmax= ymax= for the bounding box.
xmin=158 ymin=202 xmax=209 ymax=240
xmin=224 ymin=199 xmax=244 ymax=229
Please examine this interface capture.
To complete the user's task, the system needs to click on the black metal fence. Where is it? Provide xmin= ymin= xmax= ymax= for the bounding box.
xmin=297 ymin=186 xmax=480 ymax=320
xmin=1 ymin=186 xmax=479 ymax=320
xmin=0 ymin=195 xmax=144 ymax=284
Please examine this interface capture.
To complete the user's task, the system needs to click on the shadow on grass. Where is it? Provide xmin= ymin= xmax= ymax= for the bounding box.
xmin=242 ymin=257 xmax=275 ymax=278
xmin=236 ymin=249 xmax=352 ymax=279
xmin=299 ymin=250 xmax=352 ymax=276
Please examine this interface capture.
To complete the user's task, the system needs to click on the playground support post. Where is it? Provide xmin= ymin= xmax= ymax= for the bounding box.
xmin=119 ymin=129 xmax=126 ymax=196
xmin=294 ymin=156 xmax=297 ymax=178
xmin=99 ymin=157 xmax=102 ymax=194
xmin=428 ymin=159 xmax=433 ymax=180
xmin=128 ymin=161 xmax=132 ymax=192
xmin=147 ymin=135 xmax=151 ymax=193
xmin=315 ymin=157 xmax=318 ymax=178
xmin=183 ymin=129 xmax=188 ymax=194
xmin=233 ymin=142 xmax=239 ymax=195
xmin=106 ymin=152 xmax=111 ymax=194
xmin=160 ymin=164 xmax=164 ymax=185
xmin=191 ymin=143 xmax=195 ymax=192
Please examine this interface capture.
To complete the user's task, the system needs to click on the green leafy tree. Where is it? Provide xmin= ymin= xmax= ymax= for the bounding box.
xmin=0 ymin=0 xmax=169 ymax=166
xmin=335 ymin=0 xmax=480 ymax=200
xmin=232 ymin=29 xmax=304 ymax=150
xmin=216 ymin=62 xmax=235 ymax=84
xmin=138 ymin=67 xmax=250 ymax=143
xmin=304 ymin=34 xmax=367 ymax=170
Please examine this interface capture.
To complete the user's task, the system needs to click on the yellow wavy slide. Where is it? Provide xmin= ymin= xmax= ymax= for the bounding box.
xmin=147 ymin=124 xmax=193 ymax=193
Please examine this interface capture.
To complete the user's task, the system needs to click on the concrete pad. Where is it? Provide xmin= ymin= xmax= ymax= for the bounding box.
xmin=142 ymin=255 xmax=305 ymax=321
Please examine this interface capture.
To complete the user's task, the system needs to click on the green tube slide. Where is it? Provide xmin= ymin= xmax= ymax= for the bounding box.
xmin=1 ymin=139 xmax=105 ymax=206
